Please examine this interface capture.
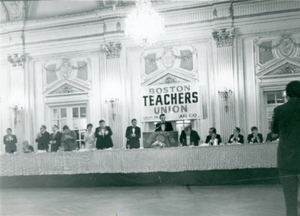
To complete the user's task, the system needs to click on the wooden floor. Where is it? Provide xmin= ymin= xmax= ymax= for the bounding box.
xmin=0 ymin=185 xmax=285 ymax=216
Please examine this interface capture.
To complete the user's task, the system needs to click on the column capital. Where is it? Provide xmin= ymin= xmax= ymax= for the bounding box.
xmin=7 ymin=53 xmax=26 ymax=67
xmin=212 ymin=28 xmax=235 ymax=48
xmin=100 ymin=42 xmax=122 ymax=59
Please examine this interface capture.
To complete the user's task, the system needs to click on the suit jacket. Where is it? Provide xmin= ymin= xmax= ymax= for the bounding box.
xmin=180 ymin=130 xmax=200 ymax=146
xmin=125 ymin=126 xmax=141 ymax=149
xmin=35 ymin=131 xmax=51 ymax=151
xmin=155 ymin=121 xmax=173 ymax=132
xmin=3 ymin=134 xmax=18 ymax=153
xmin=266 ymin=132 xmax=279 ymax=142
xmin=205 ymin=134 xmax=222 ymax=145
xmin=247 ymin=133 xmax=263 ymax=143
xmin=51 ymin=131 xmax=62 ymax=152
xmin=228 ymin=134 xmax=244 ymax=144
xmin=95 ymin=126 xmax=114 ymax=149
xmin=272 ymin=97 xmax=300 ymax=170
xmin=61 ymin=130 xmax=77 ymax=151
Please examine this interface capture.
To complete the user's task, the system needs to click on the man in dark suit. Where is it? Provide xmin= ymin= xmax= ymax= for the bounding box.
xmin=125 ymin=119 xmax=141 ymax=149
xmin=35 ymin=125 xmax=51 ymax=151
xmin=95 ymin=120 xmax=113 ymax=150
xmin=266 ymin=131 xmax=279 ymax=142
xmin=205 ymin=127 xmax=222 ymax=145
xmin=228 ymin=127 xmax=244 ymax=144
xmin=155 ymin=114 xmax=173 ymax=132
xmin=3 ymin=128 xmax=18 ymax=153
xmin=247 ymin=126 xmax=263 ymax=143
xmin=50 ymin=125 xmax=62 ymax=152
xmin=180 ymin=125 xmax=200 ymax=146
xmin=272 ymin=80 xmax=300 ymax=216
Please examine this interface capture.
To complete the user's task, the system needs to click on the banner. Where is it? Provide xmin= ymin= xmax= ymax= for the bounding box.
xmin=141 ymin=82 xmax=201 ymax=122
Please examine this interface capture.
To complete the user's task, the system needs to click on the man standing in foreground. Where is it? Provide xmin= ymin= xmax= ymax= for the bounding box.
xmin=272 ymin=80 xmax=300 ymax=216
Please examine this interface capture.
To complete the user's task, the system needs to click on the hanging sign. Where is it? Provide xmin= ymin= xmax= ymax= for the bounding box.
xmin=141 ymin=82 xmax=201 ymax=122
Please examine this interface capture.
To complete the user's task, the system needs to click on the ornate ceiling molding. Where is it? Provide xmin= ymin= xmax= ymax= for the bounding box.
xmin=2 ymin=1 xmax=27 ymax=21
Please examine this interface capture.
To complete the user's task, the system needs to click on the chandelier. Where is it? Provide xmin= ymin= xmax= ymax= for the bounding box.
xmin=125 ymin=0 xmax=165 ymax=48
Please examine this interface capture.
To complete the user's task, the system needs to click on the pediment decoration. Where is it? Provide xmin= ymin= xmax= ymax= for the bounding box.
xmin=257 ymin=60 xmax=300 ymax=78
xmin=142 ymin=72 xmax=195 ymax=86
xmin=44 ymin=80 xmax=89 ymax=97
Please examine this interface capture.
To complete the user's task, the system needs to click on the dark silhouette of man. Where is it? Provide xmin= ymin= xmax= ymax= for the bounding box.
xmin=272 ymin=80 xmax=300 ymax=216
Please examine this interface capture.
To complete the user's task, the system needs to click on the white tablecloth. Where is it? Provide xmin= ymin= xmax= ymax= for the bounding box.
xmin=0 ymin=143 xmax=278 ymax=176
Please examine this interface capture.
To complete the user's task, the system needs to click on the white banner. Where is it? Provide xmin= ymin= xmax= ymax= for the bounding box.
xmin=141 ymin=82 xmax=201 ymax=122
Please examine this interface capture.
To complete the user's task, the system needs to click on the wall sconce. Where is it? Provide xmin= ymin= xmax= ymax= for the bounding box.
xmin=105 ymin=98 xmax=119 ymax=121
xmin=9 ymin=104 xmax=23 ymax=127
xmin=218 ymin=87 xmax=233 ymax=113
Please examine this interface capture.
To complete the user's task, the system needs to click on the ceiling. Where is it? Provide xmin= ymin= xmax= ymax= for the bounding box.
xmin=0 ymin=0 xmax=245 ymax=23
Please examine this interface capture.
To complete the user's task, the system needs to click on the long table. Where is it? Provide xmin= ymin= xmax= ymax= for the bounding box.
xmin=0 ymin=143 xmax=278 ymax=177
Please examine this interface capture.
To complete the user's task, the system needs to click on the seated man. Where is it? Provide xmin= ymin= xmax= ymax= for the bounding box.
xmin=205 ymin=127 xmax=222 ymax=145
xmin=22 ymin=141 xmax=34 ymax=153
xmin=155 ymin=114 xmax=173 ymax=132
xmin=228 ymin=127 xmax=244 ymax=144
xmin=247 ymin=126 xmax=263 ymax=144
xmin=180 ymin=125 xmax=200 ymax=146
xmin=266 ymin=131 xmax=279 ymax=142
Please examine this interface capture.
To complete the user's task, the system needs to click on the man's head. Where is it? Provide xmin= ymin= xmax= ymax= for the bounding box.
xmin=286 ymin=80 xmax=300 ymax=100
xmin=40 ymin=125 xmax=46 ymax=133
xmin=131 ymin=119 xmax=137 ymax=127
xmin=52 ymin=125 xmax=59 ymax=132
xmin=159 ymin=114 xmax=166 ymax=122
xmin=234 ymin=127 xmax=241 ymax=134
xmin=251 ymin=126 xmax=258 ymax=135
xmin=184 ymin=125 xmax=192 ymax=133
xmin=62 ymin=125 xmax=70 ymax=133
xmin=6 ymin=128 xmax=12 ymax=135
xmin=99 ymin=120 xmax=106 ymax=128
xmin=23 ymin=141 xmax=29 ymax=148
xmin=209 ymin=127 xmax=217 ymax=136
xmin=87 ymin=123 xmax=93 ymax=131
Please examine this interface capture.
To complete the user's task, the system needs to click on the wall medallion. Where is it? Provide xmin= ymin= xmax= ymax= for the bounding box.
xmin=60 ymin=58 xmax=73 ymax=79
xmin=278 ymin=34 xmax=295 ymax=57
xmin=161 ymin=47 xmax=176 ymax=68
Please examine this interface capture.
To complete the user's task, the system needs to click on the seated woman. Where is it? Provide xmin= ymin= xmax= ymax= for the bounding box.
xmin=228 ymin=127 xmax=244 ymax=144
xmin=205 ymin=127 xmax=222 ymax=145
xmin=84 ymin=123 xmax=95 ymax=150
xmin=266 ymin=131 xmax=279 ymax=142
xmin=180 ymin=125 xmax=200 ymax=146
xmin=247 ymin=126 xmax=263 ymax=144
xmin=22 ymin=141 xmax=34 ymax=153
xmin=61 ymin=125 xmax=77 ymax=151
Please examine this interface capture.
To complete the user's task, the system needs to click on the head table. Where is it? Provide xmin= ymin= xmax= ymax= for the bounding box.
xmin=0 ymin=143 xmax=278 ymax=177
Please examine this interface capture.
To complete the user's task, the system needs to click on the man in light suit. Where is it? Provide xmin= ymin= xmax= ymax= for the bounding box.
xmin=272 ymin=80 xmax=300 ymax=216
xmin=125 ymin=119 xmax=141 ymax=149
xmin=155 ymin=114 xmax=173 ymax=132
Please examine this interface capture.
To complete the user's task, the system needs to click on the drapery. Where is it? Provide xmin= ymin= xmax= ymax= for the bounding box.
xmin=0 ymin=143 xmax=277 ymax=176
